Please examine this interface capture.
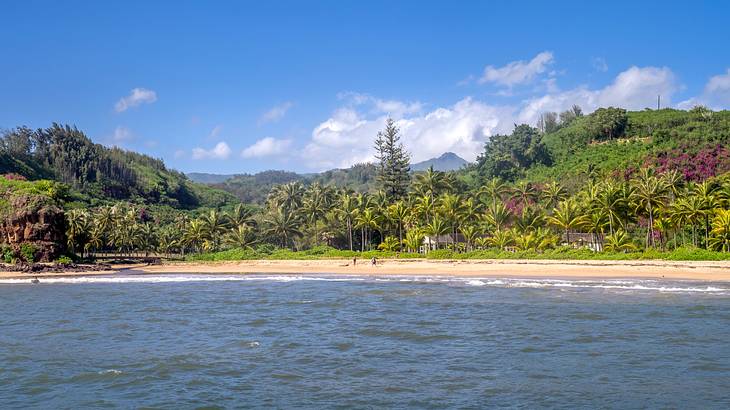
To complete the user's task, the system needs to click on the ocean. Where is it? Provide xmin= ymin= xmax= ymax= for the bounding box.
xmin=1 ymin=274 xmax=730 ymax=408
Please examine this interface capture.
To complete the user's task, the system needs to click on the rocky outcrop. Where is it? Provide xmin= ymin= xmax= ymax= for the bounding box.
xmin=0 ymin=195 xmax=66 ymax=262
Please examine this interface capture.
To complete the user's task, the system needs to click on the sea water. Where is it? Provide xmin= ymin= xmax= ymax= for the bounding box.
xmin=1 ymin=274 xmax=730 ymax=408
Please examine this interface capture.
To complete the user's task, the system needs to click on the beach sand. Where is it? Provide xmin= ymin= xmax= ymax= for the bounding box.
xmin=3 ymin=259 xmax=730 ymax=281
xmin=137 ymin=259 xmax=730 ymax=281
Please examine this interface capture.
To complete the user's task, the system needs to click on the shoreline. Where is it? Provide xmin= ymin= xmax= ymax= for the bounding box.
xmin=3 ymin=259 xmax=730 ymax=281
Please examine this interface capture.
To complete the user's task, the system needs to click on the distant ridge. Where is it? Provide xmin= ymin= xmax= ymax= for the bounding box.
xmin=187 ymin=172 xmax=238 ymax=184
xmin=411 ymin=152 xmax=468 ymax=172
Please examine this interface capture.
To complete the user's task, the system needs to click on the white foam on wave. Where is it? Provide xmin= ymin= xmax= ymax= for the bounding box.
xmin=0 ymin=274 xmax=726 ymax=294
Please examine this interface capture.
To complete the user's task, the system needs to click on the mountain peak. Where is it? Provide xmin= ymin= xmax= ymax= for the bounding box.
xmin=412 ymin=152 xmax=468 ymax=172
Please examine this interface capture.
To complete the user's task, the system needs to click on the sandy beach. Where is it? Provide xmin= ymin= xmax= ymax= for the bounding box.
xmin=3 ymin=259 xmax=730 ymax=281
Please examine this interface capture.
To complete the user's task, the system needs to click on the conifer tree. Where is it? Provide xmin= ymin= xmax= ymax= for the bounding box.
xmin=374 ymin=118 xmax=410 ymax=200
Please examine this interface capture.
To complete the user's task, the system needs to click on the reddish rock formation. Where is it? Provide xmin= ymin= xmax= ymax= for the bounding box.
xmin=0 ymin=195 xmax=66 ymax=262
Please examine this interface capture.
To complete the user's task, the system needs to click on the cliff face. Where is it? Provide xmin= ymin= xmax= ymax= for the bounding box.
xmin=1 ymin=195 xmax=66 ymax=262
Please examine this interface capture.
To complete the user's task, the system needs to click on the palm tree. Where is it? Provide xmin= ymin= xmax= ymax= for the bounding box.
xmin=387 ymin=201 xmax=409 ymax=251
xmin=488 ymin=229 xmax=514 ymax=251
xmin=263 ymin=209 xmax=303 ymax=249
xmin=201 ymin=210 xmax=227 ymax=250
xmin=413 ymin=165 xmax=448 ymax=200
xmin=378 ymin=236 xmax=400 ymax=252
xmin=424 ymin=215 xmax=448 ymax=250
xmin=710 ymin=210 xmax=730 ymax=252
xmin=338 ymin=193 xmax=358 ymax=251
xmin=414 ymin=194 xmax=436 ymax=224
xmin=547 ymin=199 xmax=588 ymax=245
xmin=511 ymin=181 xmax=538 ymax=207
xmin=66 ymin=209 xmax=90 ymax=257
xmin=594 ymin=180 xmax=627 ymax=235
xmin=354 ymin=208 xmax=380 ymax=251
xmin=225 ymin=224 xmax=258 ymax=250
xmin=459 ymin=225 xmax=480 ymax=251
xmin=541 ymin=181 xmax=566 ymax=208
xmin=584 ymin=209 xmax=608 ymax=251
xmin=439 ymin=193 xmax=462 ymax=247
xmin=227 ymin=204 xmax=256 ymax=228
xmin=302 ymin=183 xmax=330 ymax=246
xmin=478 ymin=177 xmax=508 ymax=209
xmin=183 ymin=219 xmax=206 ymax=253
xmin=631 ymin=168 xmax=669 ymax=248
xmin=693 ymin=181 xmax=719 ymax=248
xmin=482 ymin=202 xmax=511 ymax=232
xmin=604 ymin=230 xmax=637 ymax=253
xmin=402 ymin=229 xmax=424 ymax=253
xmin=515 ymin=206 xmax=544 ymax=233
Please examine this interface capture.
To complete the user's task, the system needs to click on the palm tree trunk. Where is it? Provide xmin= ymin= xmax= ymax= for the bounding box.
xmin=347 ymin=219 xmax=353 ymax=251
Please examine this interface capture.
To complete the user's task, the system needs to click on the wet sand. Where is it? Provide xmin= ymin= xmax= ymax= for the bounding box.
xmin=3 ymin=259 xmax=730 ymax=281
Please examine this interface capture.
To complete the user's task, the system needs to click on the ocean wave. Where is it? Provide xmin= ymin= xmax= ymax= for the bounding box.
xmin=0 ymin=274 xmax=727 ymax=294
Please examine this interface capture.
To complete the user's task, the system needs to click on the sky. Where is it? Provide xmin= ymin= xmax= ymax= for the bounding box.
xmin=1 ymin=0 xmax=729 ymax=174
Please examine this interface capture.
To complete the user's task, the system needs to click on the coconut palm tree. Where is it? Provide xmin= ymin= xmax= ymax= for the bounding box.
xmin=631 ymin=168 xmax=669 ymax=248
xmin=227 ymin=204 xmax=256 ymax=228
xmin=482 ymin=202 xmax=511 ymax=232
xmin=378 ymin=236 xmax=400 ymax=252
xmin=338 ymin=192 xmax=358 ymax=251
xmin=387 ymin=201 xmax=409 ymax=251
xmin=541 ymin=181 xmax=567 ymax=208
xmin=547 ymin=199 xmax=588 ymax=245
xmin=413 ymin=165 xmax=448 ymax=200
xmin=604 ymin=230 xmax=637 ymax=253
xmin=263 ymin=209 xmax=303 ymax=249
xmin=302 ymin=183 xmax=330 ymax=246
xmin=201 ymin=210 xmax=227 ymax=250
xmin=459 ymin=225 xmax=480 ymax=251
xmin=402 ymin=229 xmax=424 ymax=253
xmin=478 ymin=177 xmax=508 ymax=209
xmin=710 ymin=210 xmax=730 ymax=252
xmin=511 ymin=181 xmax=538 ymax=207
xmin=439 ymin=193 xmax=462 ymax=247
xmin=354 ymin=208 xmax=380 ymax=251
xmin=424 ymin=215 xmax=448 ymax=250
xmin=488 ymin=229 xmax=514 ymax=251
xmin=225 ymin=224 xmax=257 ymax=250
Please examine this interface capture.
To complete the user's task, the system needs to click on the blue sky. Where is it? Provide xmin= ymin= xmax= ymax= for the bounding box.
xmin=1 ymin=1 xmax=729 ymax=174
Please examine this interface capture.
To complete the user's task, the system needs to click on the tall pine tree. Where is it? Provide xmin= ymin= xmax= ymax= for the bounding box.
xmin=374 ymin=118 xmax=410 ymax=199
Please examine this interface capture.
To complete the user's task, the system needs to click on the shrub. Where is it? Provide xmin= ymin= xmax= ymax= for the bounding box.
xmin=19 ymin=243 xmax=37 ymax=263
xmin=1 ymin=245 xmax=15 ymax=264
xmin=56 ymin=256 xmax=73 ymax=265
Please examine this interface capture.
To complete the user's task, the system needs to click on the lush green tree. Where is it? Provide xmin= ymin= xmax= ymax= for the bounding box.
xmin=374 ymin=118 xmax=411 ymax=200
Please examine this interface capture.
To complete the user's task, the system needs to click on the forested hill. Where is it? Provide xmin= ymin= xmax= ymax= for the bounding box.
xmin=0 ymin=124 xmax=237 ymax=209
xmin=466 ymin=106 xmax=730 ymax=190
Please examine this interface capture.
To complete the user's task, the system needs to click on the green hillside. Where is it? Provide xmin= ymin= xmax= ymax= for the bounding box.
xmin=465 ymin=107 xmax=730 ymax=189
xmin=0 ymin=124 xmax=237 ymax=210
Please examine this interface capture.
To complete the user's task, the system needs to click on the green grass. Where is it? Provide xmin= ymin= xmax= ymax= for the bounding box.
xmin=186 ymin=245 xmax=730 ymax=262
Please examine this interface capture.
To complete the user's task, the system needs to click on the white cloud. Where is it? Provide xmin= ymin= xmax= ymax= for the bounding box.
xmin=259 ymin=102 xmax=294 ymax=124
xmin=191 ymin=142 xmax=232 ymax=160
xmin=301 ymin=65 xmax=680 ymax=171
xmin=303 ymin=98 xmax=515 ymax=170
xmin=174 ymin=149 xmax=186 ymax=159
xmin=337 ymin=92 xmax=423 ymax=117
xmin=479 ymin=51 xmax=554 ymax=88
xmin=518 ymin=66 xmax=678 ymax=124
xmin=241 ymin=137 xmax=293 ymax=158
xmin=114 ymin=88 xmax=157 ymax=112
xmin=678 ymin=68 xmax=730 ymax=109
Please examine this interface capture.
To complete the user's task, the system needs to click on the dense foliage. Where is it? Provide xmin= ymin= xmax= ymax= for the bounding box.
xmin=0 ymin=124 xmax=236 ymax=209
xmin=6 ymin=106 xmax=730 ymax=263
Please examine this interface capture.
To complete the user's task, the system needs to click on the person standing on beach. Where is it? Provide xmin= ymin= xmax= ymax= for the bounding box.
xmin=353 ymin=257 xmax=357 ymax=266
